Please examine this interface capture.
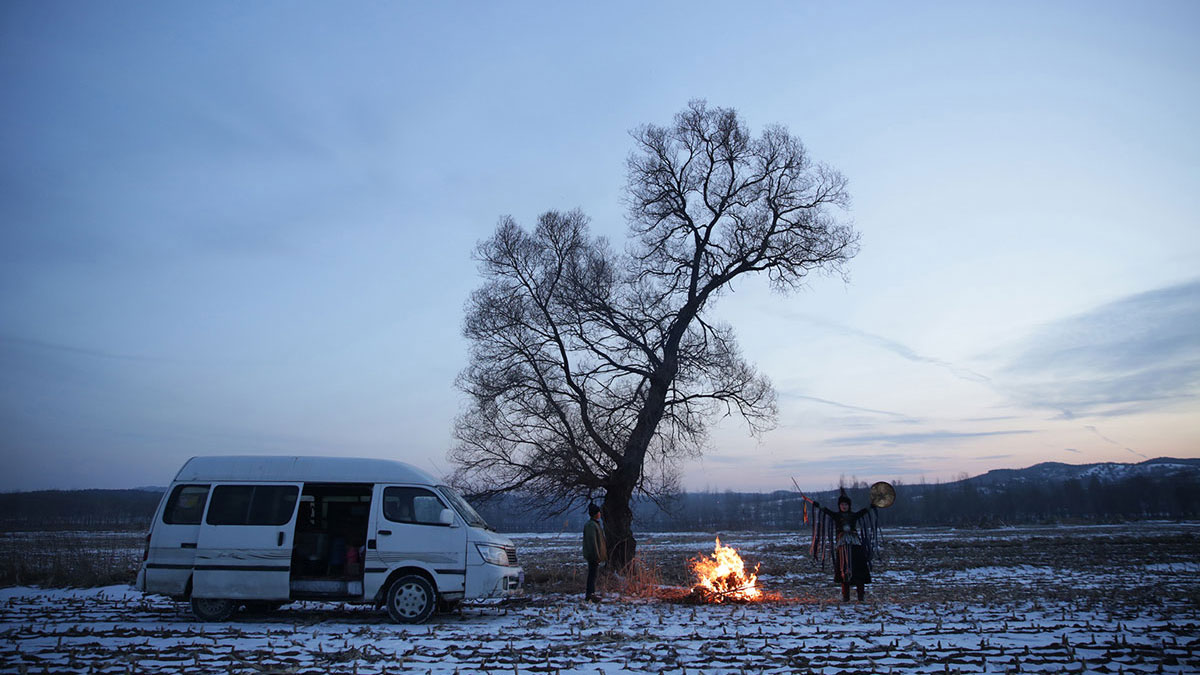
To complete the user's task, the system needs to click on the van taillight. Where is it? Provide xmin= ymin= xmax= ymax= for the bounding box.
xmin=143 ymin=533 xmax=151 ymax=561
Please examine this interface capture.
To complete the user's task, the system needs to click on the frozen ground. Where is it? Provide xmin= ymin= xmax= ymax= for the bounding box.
xmin=2 ymin=523 xmax=1198 ymax=673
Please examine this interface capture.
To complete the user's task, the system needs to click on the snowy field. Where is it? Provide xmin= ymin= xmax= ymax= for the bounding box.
xmin=2 ymin=523 xmax=1198 ymax=673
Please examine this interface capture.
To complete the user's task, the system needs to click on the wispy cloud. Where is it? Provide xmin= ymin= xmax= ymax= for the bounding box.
xmin=784 ymin=280 xmax=1200 ymax=424
xmin=825 ymin=429 xmax=1033 ymax=446
xmin=1000 ymin=279 xmax=1200 ymax=418
xmin=703 ymin=454 xmax=754 ymax=466
xmin=780 ymin=392 xmax=913 ymax=420
xmin=0 ymin=334 xmax=178 ymax=364
xmin=770 ymin=453 xmax=948 ymax=484
xmin=781 ymin=311 xmax=993 ymax=385
xmin=1084 ymin=425 xmax=1147 ymax=459
xmin=1084 ymin=425 xmax=1118 ymax=445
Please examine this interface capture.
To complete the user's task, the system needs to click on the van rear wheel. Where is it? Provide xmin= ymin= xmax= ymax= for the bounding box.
xmin=190 ymin=597 xmax=236 ymax=621
xmin=385 ymin=574 xmax=436 ymax=624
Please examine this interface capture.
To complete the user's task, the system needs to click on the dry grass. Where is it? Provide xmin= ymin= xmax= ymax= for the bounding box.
xmin=604 ymin=551 xmax=671 ymax=599
xmin=0 ymin=532 xmax=143 ymax=588
xmin=518 ymin=558 xmax=579 ymax=595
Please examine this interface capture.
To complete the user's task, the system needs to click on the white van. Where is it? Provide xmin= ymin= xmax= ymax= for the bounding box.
xmin=135 ymin=456 xmax=523 ymax=623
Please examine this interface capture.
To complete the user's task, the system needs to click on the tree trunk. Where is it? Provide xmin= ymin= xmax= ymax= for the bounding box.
xmin=602 ymin=334 xmax=689 ymax=571
xmin=601 ymin=484 xmax=636 ymax=570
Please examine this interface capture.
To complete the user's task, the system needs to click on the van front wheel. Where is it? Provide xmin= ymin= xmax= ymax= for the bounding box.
xmin=385 ymin=575 xmax=436 ymax=624
xmin=190 ymin=597 xmax=236 ymax=621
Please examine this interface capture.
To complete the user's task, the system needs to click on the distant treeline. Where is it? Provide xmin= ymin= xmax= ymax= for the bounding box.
xmin=0 ymin=489 xmax=162 ymax=532
xmin=2 ymin=470 xmax=1197 ymax=532
xmin=472 ymin=471 xmax=1200 ymax=532
xmin=888 ymin=472 xmax=1199 ymax=527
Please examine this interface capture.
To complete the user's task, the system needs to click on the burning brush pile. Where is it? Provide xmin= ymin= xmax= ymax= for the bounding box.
xmin=682 ymin=538 xmax=766 ymax=604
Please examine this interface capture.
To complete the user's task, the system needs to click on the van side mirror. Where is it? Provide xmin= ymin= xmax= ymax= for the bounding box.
xmin=439 ymin=508 xmax=456 ymax=526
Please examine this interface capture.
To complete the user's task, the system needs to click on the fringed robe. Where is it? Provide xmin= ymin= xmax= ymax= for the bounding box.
xmin=809 ymin=502 xmax=879 ymax=585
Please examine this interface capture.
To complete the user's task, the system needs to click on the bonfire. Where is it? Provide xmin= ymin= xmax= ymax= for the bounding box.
xmin=687 ymin=537 xmax=763 ymax=603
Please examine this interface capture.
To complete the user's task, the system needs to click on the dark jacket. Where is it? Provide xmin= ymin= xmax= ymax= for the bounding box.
xmin=815 ymin=503 xmax=871 ymax=543
xmin=583 ymin=518 xmax=607 ymax=563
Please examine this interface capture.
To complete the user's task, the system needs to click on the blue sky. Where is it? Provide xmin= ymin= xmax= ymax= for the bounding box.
xmin=2 ymin=1 xmax=1197 ymax=492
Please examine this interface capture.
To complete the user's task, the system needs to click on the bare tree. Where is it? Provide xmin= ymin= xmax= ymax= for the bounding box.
xmin=452 ymin=101 xmax=858 ymax=568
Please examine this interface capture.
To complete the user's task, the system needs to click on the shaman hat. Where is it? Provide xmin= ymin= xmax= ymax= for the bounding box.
xmin=837 ymin=489 xmax=851 ymax=506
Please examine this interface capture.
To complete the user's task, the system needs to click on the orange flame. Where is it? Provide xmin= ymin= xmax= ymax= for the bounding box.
xmin=689 ymin=537 xmax=762 ymax=602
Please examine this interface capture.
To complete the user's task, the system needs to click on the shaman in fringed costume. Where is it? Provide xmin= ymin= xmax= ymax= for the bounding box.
xmin=806 ymin=490 xmax=880 ymax=601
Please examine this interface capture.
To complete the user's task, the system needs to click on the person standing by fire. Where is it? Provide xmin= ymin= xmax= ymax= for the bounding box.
xmin=802 ymin=488 xmax=882 ymax=602
xmin=582 ymin=502 xmax=607 ymax=602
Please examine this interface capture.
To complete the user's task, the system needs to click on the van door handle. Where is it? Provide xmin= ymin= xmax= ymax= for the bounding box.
xmin=277 ymin=532 xmax=285 ymax=546
xmin=378 ymin=530 xmax=392 ymax=536
xmin=180 ymin=542 xmax=196 ymax=549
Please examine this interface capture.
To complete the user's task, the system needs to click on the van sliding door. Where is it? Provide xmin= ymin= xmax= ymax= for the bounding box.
xmin=194 ymin=483 xmax=301 ymax=600
xmin=145 ymin=484 xmax=209 ymax=596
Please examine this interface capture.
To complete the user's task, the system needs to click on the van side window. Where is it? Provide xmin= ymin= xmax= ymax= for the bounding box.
xmin=383 ymin=487 xmax=447 ymax=525
xmin=207 ymin=485 xmax=299 ymax=526
xmin=163 ymin=484 xmax=209 ymax=524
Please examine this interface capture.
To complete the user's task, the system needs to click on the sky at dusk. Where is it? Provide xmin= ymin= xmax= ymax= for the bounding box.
xmin=2 ymin=1 xmax=1197 ymax=493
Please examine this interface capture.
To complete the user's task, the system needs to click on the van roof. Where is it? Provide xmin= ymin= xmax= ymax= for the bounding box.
xmin=174 ymin=456 xmax=440 ymax=485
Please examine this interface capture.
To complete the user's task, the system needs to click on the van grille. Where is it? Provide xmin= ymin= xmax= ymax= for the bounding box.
xmin=503 ymin=546 xmax=518 ymax=566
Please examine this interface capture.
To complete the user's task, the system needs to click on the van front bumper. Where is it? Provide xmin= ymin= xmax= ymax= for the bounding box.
xmin=470 ymin=564 xmax=524 ymax=599
xmin=504 ymin=568 xmax=524 ymax=593
xmin=492 ymin=566 xmax=524 ymax=596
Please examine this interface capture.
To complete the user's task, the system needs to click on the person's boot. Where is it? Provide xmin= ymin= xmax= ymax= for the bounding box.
xmin=841 ymin=583 xmax=850 ymax=602
xmin=856 ymin=585 xmax=865 ymax=602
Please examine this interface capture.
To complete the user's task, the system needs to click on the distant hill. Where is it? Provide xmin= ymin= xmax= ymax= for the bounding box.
xmin=967 ymin=457 xmax=1200 ymax=487
xmin=1 ymin=458 xmax=1197 ymax=532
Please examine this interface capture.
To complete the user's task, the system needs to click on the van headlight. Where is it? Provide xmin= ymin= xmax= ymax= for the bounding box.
xmin=475 ymin=544 xmax=510 ymax=566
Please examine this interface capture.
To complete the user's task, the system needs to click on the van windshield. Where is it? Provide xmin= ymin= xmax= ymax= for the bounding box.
xmin=438 ymin=486 xmax=491 ymax=530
